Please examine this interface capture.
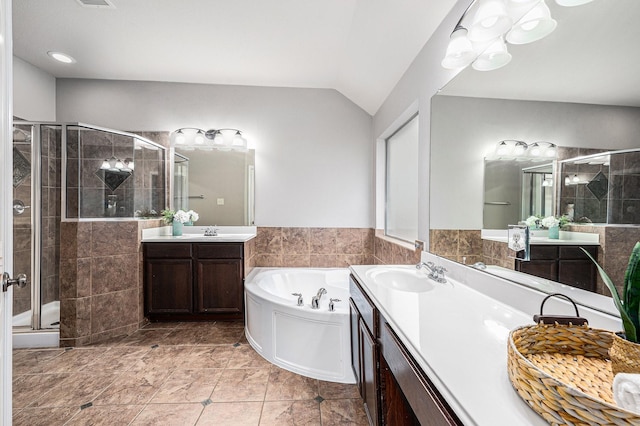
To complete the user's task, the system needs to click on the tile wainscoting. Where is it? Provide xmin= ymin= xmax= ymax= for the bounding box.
xmin=429 ymin=229 xmax=483 ymax=266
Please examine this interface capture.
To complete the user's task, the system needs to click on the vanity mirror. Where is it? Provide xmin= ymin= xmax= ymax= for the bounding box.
xmin=430 ymin=0 xmax=640 ymax=295
xmin=172 ymin=147 xmax=255 ymax=226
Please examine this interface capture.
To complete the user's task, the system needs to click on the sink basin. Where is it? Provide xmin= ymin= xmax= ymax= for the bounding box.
xmin=365 ymin=268 xmax=435 ymax=293
xmin=174 ymin=233 xmax=253 ymax=241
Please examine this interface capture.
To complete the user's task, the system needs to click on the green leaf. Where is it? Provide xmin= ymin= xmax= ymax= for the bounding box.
xmin=624 ymin=242 xmax=640 ymax=335
xmin=581 ymin=247 xmax=638 ymax=342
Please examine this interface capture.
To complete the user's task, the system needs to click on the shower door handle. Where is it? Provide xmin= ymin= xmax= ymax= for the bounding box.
xmin=2 ymin=272 xmax=27 ymax=292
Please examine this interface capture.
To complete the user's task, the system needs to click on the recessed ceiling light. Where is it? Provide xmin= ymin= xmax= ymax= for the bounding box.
xmin=47 ymin=51 xmax=76 ymax=64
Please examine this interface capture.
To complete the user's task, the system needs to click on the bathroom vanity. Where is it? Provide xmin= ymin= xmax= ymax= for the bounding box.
xmin=142 ymin=228 xmax=255 ymax=321
xmin=349 ymin=256 xmax=622 ymax=426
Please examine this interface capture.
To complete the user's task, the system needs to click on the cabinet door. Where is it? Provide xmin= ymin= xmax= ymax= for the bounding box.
xmin=516 ymin=259 xmax=557 ymax=281
xmin=558 ymin=260 xmax=596 ymax=292
xmin=195 ymin=259 xmax=243 ymax=315
xmin=145 ymin=259 xmax=193 ymax=314
xmin=360 ymin=318 xmax=379 ymax=426
xmin=349 ymin=299 xmax=363 ymax=395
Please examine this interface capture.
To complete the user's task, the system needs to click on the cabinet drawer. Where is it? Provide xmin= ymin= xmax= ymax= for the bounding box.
xmin=381 ymin=322 xmax=462 ymax=426
xmin=144 ymin=243 xmax=192 ymax=259
xmin=195 ymin=243 xmax=243 ymax=259
xmin=350 ymin=275 xmax=377 ymax=336
xmin=529 ymin=245 xmax=559 ymax=260
xmin=559 ymin=245 xmax=597 ymax=260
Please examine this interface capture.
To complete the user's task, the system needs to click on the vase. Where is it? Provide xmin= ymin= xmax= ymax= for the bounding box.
xmin=610 ymin=332 xmax=640 ymax=375
xmin=548 ymin=225 xmax=559 ymax=239
xmin=185 ymin=221 xmax=193 ymax=226
xmin=172 ymin=221 xmax=183 ymax=236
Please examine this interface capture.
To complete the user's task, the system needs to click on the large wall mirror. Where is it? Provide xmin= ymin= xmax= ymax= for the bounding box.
xmin=173 ymin=148 xmax=255 ymax=226
xmin=430 ymin=0 xmax=640 ymax=293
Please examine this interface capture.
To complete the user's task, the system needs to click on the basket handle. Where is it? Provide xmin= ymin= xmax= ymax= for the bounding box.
xmin=533 ymin=293 xmax=588 ymax=326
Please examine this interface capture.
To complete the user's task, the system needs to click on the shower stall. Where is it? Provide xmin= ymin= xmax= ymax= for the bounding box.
xmin=12 ymin=122 xmax=166 ymax=347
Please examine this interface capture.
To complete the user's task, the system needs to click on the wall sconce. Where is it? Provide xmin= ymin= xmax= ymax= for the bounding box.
xmin=100 ymin=156 xmax=134 ymax=172
xmin=442 ymin=0 xmax=594 ymax=72
xmin=492 ymin=140 xmax=557 ymax=159
xmin=171 ymin=127 xmax=248 ymax=151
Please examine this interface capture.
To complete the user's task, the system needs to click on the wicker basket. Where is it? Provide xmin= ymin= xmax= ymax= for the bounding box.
xmin=507 ymin=323 xmax=640 ymax=425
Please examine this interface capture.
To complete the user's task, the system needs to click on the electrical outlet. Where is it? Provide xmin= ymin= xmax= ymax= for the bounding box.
xmin=414 ymin=240 xmax=425 ymax=251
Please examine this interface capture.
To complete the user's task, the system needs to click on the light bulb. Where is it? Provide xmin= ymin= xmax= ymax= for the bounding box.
xmin=506 ymin=1 xmax=557 ymax=45
xmin=472 ymin=37 xmax=512 ymax=71
xmin=213 ymin=131 xmax=225 ymax=145
xmin=232 ymin=131 xmax=246 ymax=147
xmin=100 ymin=159 xmax=110 ymax=170
xmin=469 ymin=0 xmax=513 ymax=42
xmin=555 ymin=0 xmax=594 ymax=6
xmin=194 ymin=131 xmax=205 ymax=145
xmin=496 ymin=141 xmax=509 ymax=156
xmin=545 ymin=144 xmax=557 ymax=157
xmin=530 ymin=143 xmax=541 ymax=156
xmin=441 ymin=27 xmax=476 ymax=69
xmin=115 ymin=159 xmax=124 ymax=169
xmin=573 ymin=174 xmax=580 ymax=182
xmin=513 ymin=141 xmax=527 ymax=155
xmin=175 ymin=131 xmax=186 ymax=145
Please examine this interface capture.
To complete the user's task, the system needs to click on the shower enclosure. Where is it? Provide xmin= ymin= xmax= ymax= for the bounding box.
xmin=12 ymin=122 xmax=166 ymax=345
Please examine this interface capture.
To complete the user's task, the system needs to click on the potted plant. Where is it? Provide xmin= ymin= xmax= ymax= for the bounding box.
xmin=583 ymin=242 xmax=640 ymax=374
xmin=161 ymin=209 xmax=191 ymax=236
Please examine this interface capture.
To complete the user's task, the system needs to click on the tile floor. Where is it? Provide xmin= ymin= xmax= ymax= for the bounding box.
xmin=12 ymin=321 xmax=369 ymax=425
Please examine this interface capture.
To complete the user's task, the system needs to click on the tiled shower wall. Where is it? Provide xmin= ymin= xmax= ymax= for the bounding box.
xmin=59 ymin=219 xmax=163 ymax=347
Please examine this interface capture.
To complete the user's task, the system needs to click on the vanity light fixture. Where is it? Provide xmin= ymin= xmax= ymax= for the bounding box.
xmin=100 ymin=156 xmax=134 ymax=172
xmin=171 ymin=127 xmax=248 ymax=151
xmin=492 ymin=140 xmax=557 ymax=159
xmin=442 ymin=0 xmax=594 ymax=72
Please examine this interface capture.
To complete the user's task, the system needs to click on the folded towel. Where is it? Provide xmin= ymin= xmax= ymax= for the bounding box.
xmin=613 ymin=373 xmax=640 ymax=413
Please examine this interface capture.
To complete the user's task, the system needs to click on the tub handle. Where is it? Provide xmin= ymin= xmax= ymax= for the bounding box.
xmin=291 ymin=293 xmax=303 ymax=306
xmin=329 ymin=298 xmax=341 ymax=312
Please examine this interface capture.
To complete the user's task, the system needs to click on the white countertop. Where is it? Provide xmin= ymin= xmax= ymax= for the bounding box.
xmin=481 ymin=229 xmax=600 ymax=246
xmin=141 ymin=225 xmax=256 ymax=243
xmin=349 ymin=256 xmax=621 ymax=426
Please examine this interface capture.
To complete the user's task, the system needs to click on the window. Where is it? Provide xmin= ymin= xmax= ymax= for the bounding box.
xmin=385 ymin=114 xmax=418 ymax=242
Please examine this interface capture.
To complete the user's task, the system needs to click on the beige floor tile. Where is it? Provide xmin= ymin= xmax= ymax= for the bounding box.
xmin=260 ymin=400 xmax=321 ymax=425
xmin=130 ymin=402 xmax=204 ymax=426
xmin=12 ymin=406 xmax=79 ymax=426
xmin=162 ymin=328 xmax=205 ymax=345
xmin=265 ymin=367 xmax=319 ymax=401
xmin=318 ymin=380 xmax=360 ymax=399
xmin=197 ymin=401 xmax=263 ymax=426
xmin=12 ymin=373 xmax=70 ymax=409
xmin=211 ymin=368 xmax=270 ymax=402
xmin=226 ymin=345 xmax=272 ymax=369
xmin=34 ymin=347 xmax=108 ymax=374
xmin=181 ymin=345 xmax=235 ymax=369
xmin=118 ymin=328 xmax=173 ymax=346
xmin=131 ymin=346 xmax=195 ymax=371
xmin=319 ymin=399 xmax=369 ymax=425
xmin=64 ymin=404 xmax=145 ymax=425
xmin=12 ymin=349 xmax=65 ymax=375
xmin=142 ymin=321 xmax=183 ymax=329
xmin=150 ymin=368 xmax=223 ymax=403
xmin=87 ymin=346 xmax=152 ymax=371
xmin=198 ymin=327 xmax=245 ymax=345
xmin=92 ymin=368 xmax=171 ymax=405
xmin=31 ymin=372 xmax=120 ymax=408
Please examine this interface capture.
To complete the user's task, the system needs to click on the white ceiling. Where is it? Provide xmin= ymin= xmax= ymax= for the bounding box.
xmin=12 ymin=0 xmax=458 ymax=115
xmin=440 ymin=0 xmax=640 ymax=108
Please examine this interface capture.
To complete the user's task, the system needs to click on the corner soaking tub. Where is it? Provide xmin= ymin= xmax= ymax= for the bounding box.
xmin=244 ymin=268 xmax=356 ymax=383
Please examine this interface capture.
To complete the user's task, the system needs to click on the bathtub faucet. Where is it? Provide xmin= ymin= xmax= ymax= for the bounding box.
xmin=311 ymin=288 xmax=327 ymax=309
xmin=329 ymin=298 xmax=341 ymax=312
xmin=291 ymin=292 xmax=303 ymax=306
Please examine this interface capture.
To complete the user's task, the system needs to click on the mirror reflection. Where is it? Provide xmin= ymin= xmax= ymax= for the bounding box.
xmin=430 ymin=0 xmax=640 ymax=297
xmin=173 ymin=148 xmax=255 ymax=226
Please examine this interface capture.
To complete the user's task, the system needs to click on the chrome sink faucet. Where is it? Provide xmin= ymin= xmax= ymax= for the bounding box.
xmin=311 ymin=288 xmax=327 ymax=309
xmin=204 ymin=226 xmax=218 ymax=236
xmin=416 ymin=261 xmax=447 ymax=283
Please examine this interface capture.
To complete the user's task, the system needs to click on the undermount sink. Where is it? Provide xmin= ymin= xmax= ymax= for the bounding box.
xmin=175 ymin=233 xmax=253 ymax=240
xmin=365 ymin=267 xmax=435 ymax=293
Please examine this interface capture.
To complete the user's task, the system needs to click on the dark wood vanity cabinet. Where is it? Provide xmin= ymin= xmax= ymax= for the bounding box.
xmin=516 ymin=244 xmax=598 ymax=292
xmin=144 ymin=242 xmax=245 ymax=321
xmin=350 ymin=274 xmax=462 ymax=426
xmin=349 ymin=275 xmax=380 ymax=426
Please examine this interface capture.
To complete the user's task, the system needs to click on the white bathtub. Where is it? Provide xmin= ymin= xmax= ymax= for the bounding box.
xmin=244 ymin=268 xmax=356 ymax=383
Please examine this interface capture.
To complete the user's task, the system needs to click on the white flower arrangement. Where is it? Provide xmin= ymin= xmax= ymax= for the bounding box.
xmin=524 ymin=216 xmax=540 ymax=228
xmin=161 ymin=209 xmax=193 ymax=224
xmin=541 ymin=215 xmax=560 ymax=228
xmin=187 ymin=210 xmax=199 ymax=223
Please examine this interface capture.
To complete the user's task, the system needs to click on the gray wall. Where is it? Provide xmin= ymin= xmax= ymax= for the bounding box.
xmin=55 ymin=79 xmax=374 ymax=228
xmin=430 ymin=95 xmax=640 ymax=229
xmin=13 ymin=56 xmax=56 ymax=121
